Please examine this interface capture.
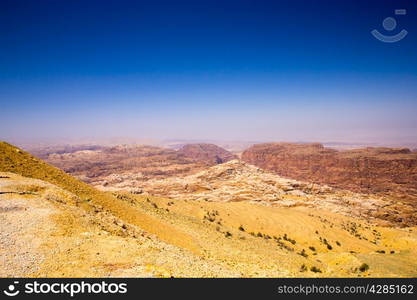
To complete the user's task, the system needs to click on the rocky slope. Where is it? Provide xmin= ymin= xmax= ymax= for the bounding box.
xmin=242 ymin=143 xmax=417 ymax=203
xmin=35 ymin=143 xmax=236 ymax=186
xmin=125 ymin=160 xmax=417 ymax=227
xmin=41 ymin=144 xmax=207 ymax=185
xmin=1 ymin=141 xmax=417 ymax=277
xmin=0 ymin=172 xmax=239 ymax=277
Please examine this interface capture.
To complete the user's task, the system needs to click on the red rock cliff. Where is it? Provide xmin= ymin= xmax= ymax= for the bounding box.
xmin=242 ymin=143 xmax=417 ymax=202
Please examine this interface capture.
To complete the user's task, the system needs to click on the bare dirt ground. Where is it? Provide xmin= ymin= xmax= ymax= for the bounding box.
xmin=0 ymin=189 xmax=56 ymax=276
xmin=99 ymin=160 xmax=417 ymax=228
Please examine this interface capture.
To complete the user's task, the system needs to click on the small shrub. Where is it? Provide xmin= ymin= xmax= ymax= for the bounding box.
xmin=310 ymin=266 xmax=322 ymax=273
xmin=376 ymin=250 xmax=385 ymax=254
xmin=225 ymin=231 xmax=232 ymax=238
xmin=298 ymin=249 xmax=308 ymax=258
xmin=336 ymin=241 xmax=341 ymax=246
xmin=300 ymin=264 xmax=307 ymax=272
xmin=309 ymin=246 xmax=316 ymax=252
xmin=359 ymin=263 xmax=369 ymax=272
xmin=238 ymin=225 xmax=245 ymax=232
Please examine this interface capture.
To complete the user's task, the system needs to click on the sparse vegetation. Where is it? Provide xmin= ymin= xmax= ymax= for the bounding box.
xmin=319 ymin=237 xmax=333 ymax=250
xmin=203 ymin=210 xmax=217 ymax=222
xmin=1 ymin=141 xmax=416 ymax=277
xmin=224 ymin=231 xmax=232 ymax=238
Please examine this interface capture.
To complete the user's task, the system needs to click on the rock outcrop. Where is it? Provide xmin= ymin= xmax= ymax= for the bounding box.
xmin=33 ymin=143 xmax=236 ymax=187
xmin=177 ymin=143 xmax=238 ymax=164
xmin=241 ymin=143 xmax=417 ymax=203
xmin=132 ymin=160 xmax=417 ymax=227
xmin=41 ymin=144 xmax=208 ymax=183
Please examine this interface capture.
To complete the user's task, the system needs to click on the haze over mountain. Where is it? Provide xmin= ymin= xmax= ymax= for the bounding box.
xmin=242 ymin=143 xmax=417 ymax=203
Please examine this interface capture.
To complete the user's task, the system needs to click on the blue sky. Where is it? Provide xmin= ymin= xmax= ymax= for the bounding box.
xmin=1 ymin=0 xmax=417 ymax=145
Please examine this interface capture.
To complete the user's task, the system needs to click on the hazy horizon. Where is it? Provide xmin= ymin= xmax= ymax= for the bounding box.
xmin=5 ymin=136 xmax=417 ymax=153
xmin=1 ymin=0 xmax=417 ymax=146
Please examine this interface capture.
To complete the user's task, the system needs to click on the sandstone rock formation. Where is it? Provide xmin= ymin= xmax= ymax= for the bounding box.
xmin=35 ymin=143 xmax=237 ymax=187
xmin=2 ymin=141 xmax=417 ymax=277
xmin=242 ymin=143 xmax=417 ymax=203
xmin=128 ymin=160 xmax=417 ymax=227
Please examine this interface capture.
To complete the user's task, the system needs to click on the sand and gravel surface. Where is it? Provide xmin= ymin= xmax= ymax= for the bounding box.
xmin=0 ymin=173 xmax=239 ymax=277
xmin=0 ymin=179 xmax=57 ymax=276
